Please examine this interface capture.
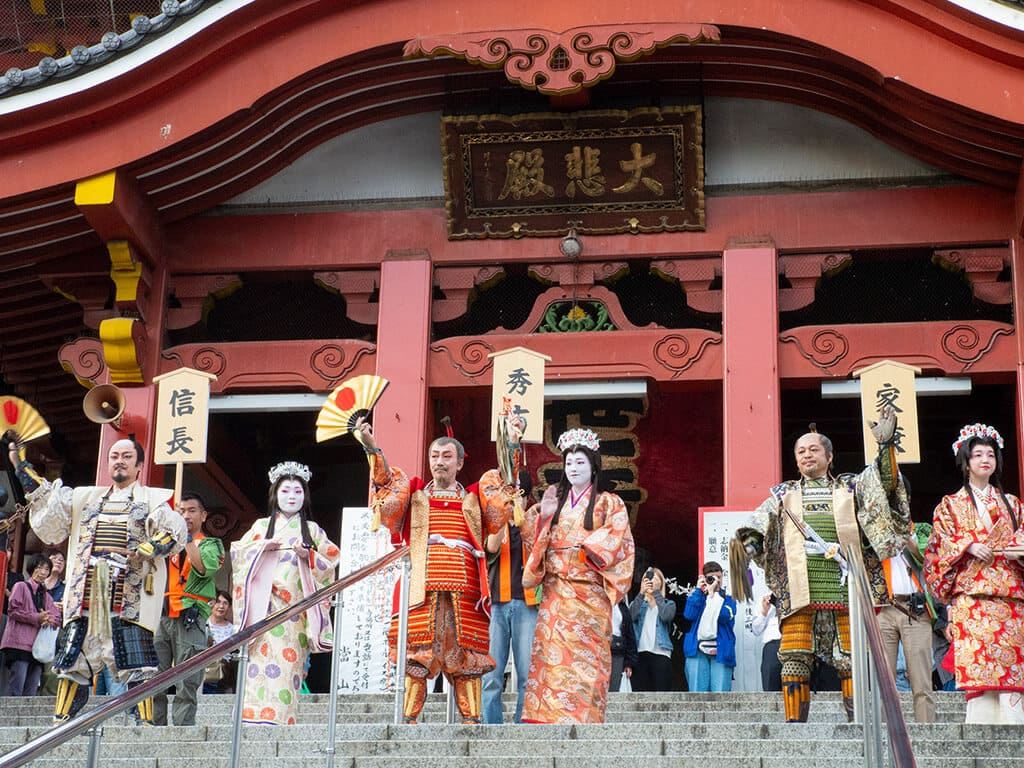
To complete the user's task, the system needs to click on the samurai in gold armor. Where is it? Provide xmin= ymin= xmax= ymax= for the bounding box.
xmin=10 ymin=438 xmax=186 ymax=725
xmin=733 ymin=407 xmax=910 ymax=722
xmin=356 ymin=419 xmax=515 ymax=724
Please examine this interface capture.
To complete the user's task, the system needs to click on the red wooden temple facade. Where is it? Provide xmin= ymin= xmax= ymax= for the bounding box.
xmin=3 ymin=0 xmax=1024 ymax=577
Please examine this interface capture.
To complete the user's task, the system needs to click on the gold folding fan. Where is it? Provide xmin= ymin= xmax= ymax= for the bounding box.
xmin=315 ymin=375 xmax=389 ymax=443
xmin=0 ymin=396 xmax=51 ymax=444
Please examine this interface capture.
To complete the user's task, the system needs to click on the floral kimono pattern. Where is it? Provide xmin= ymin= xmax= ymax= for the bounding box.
xmin=231 ymin=514 xmax=339 ymax=725
xmin=924 ymin=488 xmax=1024 ymax=693
xmin=520 ymin=487 xmax=635 ymax=723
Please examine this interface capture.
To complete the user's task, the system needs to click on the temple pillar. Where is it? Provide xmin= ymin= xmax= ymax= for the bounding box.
xmin=1012 ymin=167 xmax=1024 ymax=492
xmin=722 ymin=244 xmax=782 ymax=507
xmin=374 ymin=251 xmax=433 ymax=477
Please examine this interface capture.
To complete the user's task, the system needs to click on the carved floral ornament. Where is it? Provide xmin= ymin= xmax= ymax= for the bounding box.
xmin=403 ymin=23 xmax=721 ymax=96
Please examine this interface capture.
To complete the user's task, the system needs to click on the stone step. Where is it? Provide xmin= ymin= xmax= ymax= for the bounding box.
xmin=18 ymin=758 xmax=1024 ymax=768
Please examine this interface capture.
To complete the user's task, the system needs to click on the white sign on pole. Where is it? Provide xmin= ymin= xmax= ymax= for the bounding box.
xmin=697 ymin=506 xmax=769 ymax=693
xmin=336 ymin=506 xmax=401 ymax=693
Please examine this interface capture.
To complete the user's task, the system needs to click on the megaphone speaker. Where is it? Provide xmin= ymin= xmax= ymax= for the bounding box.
xmin=83 ymin=384 xmax=127 ymax=427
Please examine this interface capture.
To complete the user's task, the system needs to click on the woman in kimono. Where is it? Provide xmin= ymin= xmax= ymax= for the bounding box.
xmin=521 ymin=428 xmax=635 ymax=723
xmin=924 ymin=423 xmax=1024 ymax=724
xmin=231 ymin=461 xmax=339 ymax=725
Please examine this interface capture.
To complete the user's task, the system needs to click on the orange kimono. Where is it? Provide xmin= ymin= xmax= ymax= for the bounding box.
xmin=520 ymin=486 xmax=635 ymax=723
xmin=924 ymin=487 xmax=1024 ymax=693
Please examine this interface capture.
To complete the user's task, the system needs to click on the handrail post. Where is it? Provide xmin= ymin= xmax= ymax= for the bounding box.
xmin=393 ymin=554 xmax=411 ymax=725
xmin=849 ymin=566 xmax=868 ymax=725
xmin=325 ymin=591 xmax=341 ymax=768
xmin=445 ymin=677 xmax=456 ymax=724
xmin=868 ymin=656 xmax=886 ymax=768
xmin=85 ymin=725 xmax=103 ymax=768
xmin=229 ymin=640 xmax=250 ymax=768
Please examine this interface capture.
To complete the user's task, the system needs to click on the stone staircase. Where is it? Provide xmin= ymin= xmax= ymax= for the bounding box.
xmin=0 ymin=690 xmax=1021 ymax=767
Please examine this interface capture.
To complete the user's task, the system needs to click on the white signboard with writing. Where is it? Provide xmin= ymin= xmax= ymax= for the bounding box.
xmin=336 ymin=506 xmax=401 ymax=693
xmin=697 ymin=506 xmax=769 ymax=693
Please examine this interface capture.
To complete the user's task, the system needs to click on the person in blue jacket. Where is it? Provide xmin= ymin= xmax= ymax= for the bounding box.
xmin=683 ymin=560 xmax=736 ymax=691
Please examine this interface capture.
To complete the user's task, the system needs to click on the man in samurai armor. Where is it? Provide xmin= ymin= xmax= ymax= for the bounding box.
xmin=731 ymin=405 xmax=910 ymax=722
xmin=8 ymin=437 xmax=186 ymax=725
xmin=355 ymin=417 xmax=517 ymax=724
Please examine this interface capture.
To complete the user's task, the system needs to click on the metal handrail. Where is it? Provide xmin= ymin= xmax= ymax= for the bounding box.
xmin=0 ymin=544 xmax=410 ymax=768
xmin=845 ymin=543 xmax=917 ymax=768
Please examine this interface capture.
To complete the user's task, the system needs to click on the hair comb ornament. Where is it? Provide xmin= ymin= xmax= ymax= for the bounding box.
xmin=268 ymin=461 xmax=312 ymax=484
xmin=556 ymin=427 xmax=600 ymax=453
xmin=952 ymin=423 xmax=1004 ymax=456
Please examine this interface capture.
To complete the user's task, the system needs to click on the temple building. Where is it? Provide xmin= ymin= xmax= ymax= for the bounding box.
xmin=3 ymin=0 xmax=1024 ymax=589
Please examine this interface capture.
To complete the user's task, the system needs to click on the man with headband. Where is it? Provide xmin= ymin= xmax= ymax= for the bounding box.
xmin=8 ymin=438 xmax=186 ymax=725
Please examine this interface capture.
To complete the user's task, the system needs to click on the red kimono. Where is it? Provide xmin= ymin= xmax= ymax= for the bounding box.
xmin=924 ymin=487 xmax=1024 ymax=693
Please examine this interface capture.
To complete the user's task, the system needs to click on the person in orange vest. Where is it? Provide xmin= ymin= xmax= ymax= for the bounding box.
xmin=482 ymin=470 xmax=540 ymax=723
xmin=153 ymin=492 xmax=224 ymax=726
xmin=878 ymin=523 xmax=936 ymax=722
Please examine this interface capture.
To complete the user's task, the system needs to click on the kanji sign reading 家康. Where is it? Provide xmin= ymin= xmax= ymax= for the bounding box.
xmin=487 ymin=347 xmax=551 ymax=444
xmin=152 ymin=367 xmax=217 ymax=465
xmin=442 ymin=106 xmax=704 ymax=238
xmin=853 ymin=360 xmax=921 ymax=465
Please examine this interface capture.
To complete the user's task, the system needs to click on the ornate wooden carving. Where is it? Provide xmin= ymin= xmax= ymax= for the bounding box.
xmin=314 ymin=270 xmax=379 ymax=325
xmin=433 ymin=266 xmax=505 ymax=321
xmin=933 ymin=248 xmax=1011 ymax=305
xmin=778 ymin=253 xmax=852 ymax=312
xmin=653 ymin=333 xmax=723 ymax=378
xmin=779 ymin=320 xmax=1014 ymax=377
xmin=430 ymin=329 xmax=722 ymax=385
xmin=58 ymin=337 xmax=107 ymax=389
xmin=40 ymin=273 xmax=112 ymax=329
xmin=98 ymin=317 xmax=146 ymax=384
xmin=168 ymin=274 xmax=242 ymax=330
xmin=651 ymin=258 xmax=722 ymax=313
xmin=442 ymin=107 xmax=704 ymax=238
xmin=404 ymin=23 xmax=720 ymax=96
xmin=161 ymin=340 xmax=376 ymax=393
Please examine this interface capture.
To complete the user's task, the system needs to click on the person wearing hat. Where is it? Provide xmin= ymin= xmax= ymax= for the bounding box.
xmin=682 ymin=560 xmax=736 ymax=691
xmin=731 ymin=406 xmax=911 ymax=722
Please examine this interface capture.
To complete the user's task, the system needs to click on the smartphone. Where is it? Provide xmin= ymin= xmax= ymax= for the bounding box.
xmin=644 ymin=567 xmax=655 ymax=581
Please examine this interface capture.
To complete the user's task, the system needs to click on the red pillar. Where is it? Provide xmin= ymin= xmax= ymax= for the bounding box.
xmin=722 ymin=245 xmax=782 ymax=507
xmin=374 ymin=251 xmax=433 ymax=478
xmin=1012 ymin=167 xmax=1024 ymax=493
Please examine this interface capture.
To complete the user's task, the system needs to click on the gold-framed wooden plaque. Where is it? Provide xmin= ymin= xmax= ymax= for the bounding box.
xmin=442 ymin=106 xmax=704 ymax=239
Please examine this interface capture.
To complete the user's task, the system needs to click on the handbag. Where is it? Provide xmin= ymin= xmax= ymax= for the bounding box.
xmin=32 ymin=625 xmax=58 ymax=664
xmin=203 ymin=660 xmax=225 ymax=684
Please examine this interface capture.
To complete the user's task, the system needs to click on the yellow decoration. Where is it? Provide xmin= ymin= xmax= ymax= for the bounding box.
xmin=29 ymin=0 xmax=46 ymax=14
xmin=107 ymin=241 xmax=142 ymax=303
xmin=99 ymin=318 xmax=143 ymax=384
xmin=74 ymin=171 xmax=117 ymax=206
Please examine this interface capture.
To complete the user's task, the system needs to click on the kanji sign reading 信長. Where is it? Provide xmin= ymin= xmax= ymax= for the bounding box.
xmin=442 ymin=106 xmax=704 ymax=239
xmin=152 ymin=367 xmax=217 ymax=465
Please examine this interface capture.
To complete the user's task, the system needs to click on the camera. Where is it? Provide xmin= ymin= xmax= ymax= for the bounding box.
xmin=644 ymin=568 xmax=655 ymax=581
xmin=908 ymin=592 xmax=927 ymax=616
